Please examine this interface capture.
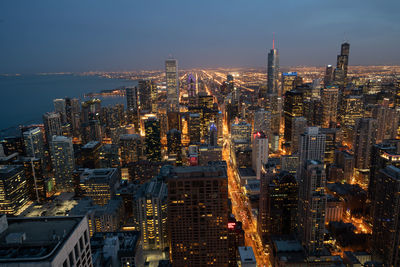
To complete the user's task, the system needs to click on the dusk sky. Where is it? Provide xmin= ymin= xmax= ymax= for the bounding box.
xmin=1 ymin=0 xmax=400 ymax=73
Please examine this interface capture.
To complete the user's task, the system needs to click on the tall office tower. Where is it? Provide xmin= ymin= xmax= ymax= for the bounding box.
xmin=23 ymin=127 xmax=44 ymax=159
xmin=43 ymin=112 xmax=62 ymax=143
xmin=53 ymin=98 xmax=67 ymax=124
xmin=198 ymin=92 xmax=214 ymax=110
xmin=298 ymin=160 xmax=327 ymax=255
xmin=252 ymin=131 xmax=268 ymax=180
xmin=188 ymin=113 xmax=201 ymax=144
xmin=0 ymin=215 xmax=92 ymax=267
xmin=209 ymin=122 xmax=218 ymax=146
xmin=167 ymin=128 xmax=182 ymax=155
xmin=324 ymin=65 xmax=334 ymax=86
xmin=290 ymin=116 xmax=307 ymax=154
xmin=144 ymin=116 xmax=161 ymax=162
xmin=321 ymin=86 xmax=339 ymax=128
xmin=134 ymin=177 xmax=168 ymax=250
xmin=281 ymin=72 xmax=298 ymax=95
xmin=228 ymin=216 xmax=245 ymax=266
xmin=126 ymin=87 xmax=138 ymax=111
xmin=167 ymin=111 xmax=181 ymax=132
xmin=253 ymin=109 xmax=271 ymax=139
xmin=20 ymin=157 xmax=45 ymax=202
xmin=339 ymin=95 xmax=363 ymax=138
xmin=353 ymin=118 xmax=377 ymax=171
xmin=165 ymin=58 xmax=179 ymax=110
xmin=373 ymin=100 xmax=399 ymax=143
xmin=259 ymin=169 xmax=298 ymax=243
xmin=79 ymin=141 xmax=102 ymax=169
xmin=298 ymin=127 xmax=326 ymax=175
xmin=119 ymin=134 xmax=143 ymax=166
xmin=66 ymin=98 xmax=81 ymax=134
xmin=81 ymin=99 xmax=102 ymax=143
xmin=231 ymin=120 xmax=252 ymax=144
xmin=138 ymin=80 xmax=153 ymax=111
xmin=372 ymin=165 xmax=400 ymax=266
xmin=369 ymin=140 xmax=400 ymax=208
xmin=0 ymin=165 xmax=28 ymax=215
xmin=284 ymin=89 xmax=304 ymax=146
xmin=267 ymin=38 xmax=279 ymax=95
xmin=334 ymin=42 xmax=350 ymax=88
xmin=50 ymin=136 xmax=75 ymax=191
xmin=150 ymin=82 xmax=158 ymax=113
xmin=167 ymin=166 xmax=229 ymax=266
xmin=76 ymin=168 xmax=120 ymax=206
xmin=321 ymin=128 xmax=341 ymax=165
xmin=188 ymin=73 xmax=197 ymax=107
xmin=1 ymin=136 xmax=24 ymax=156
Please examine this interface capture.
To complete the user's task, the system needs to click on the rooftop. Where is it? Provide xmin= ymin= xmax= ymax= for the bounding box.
xmin=0 ymin=215 xmax=85 ymax=262
xmin=171 ymin=166 xmax=226 ymax=179
xmin=238 ymin=246 xmax=256 ymax=263
xmin=82 ymin=141 xmax=101 ymax=149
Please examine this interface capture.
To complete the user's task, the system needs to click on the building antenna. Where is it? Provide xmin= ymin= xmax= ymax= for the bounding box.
xmin=272 ymin=32 xmax=275 ymax=49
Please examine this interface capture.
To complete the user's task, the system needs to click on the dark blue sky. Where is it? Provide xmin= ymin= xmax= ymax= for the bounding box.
xmin=1 ymin=0 xmax=400 ymax=73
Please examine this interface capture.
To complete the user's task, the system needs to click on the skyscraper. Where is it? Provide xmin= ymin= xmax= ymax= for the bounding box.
xmin=53 ymin=98 xmax=67 ymax=124
xmin=144 ymin=116 xmax=161 ymax=162
xmin=321 ymin=86 xmax=339 ymax=128
xmin=134 ymin=177 xmax=168 ymax=250
xmin=167 ymin=128 xmax=182 ymax=156
xmin=119 ymin=134 xmax=143 ymax=166
xmin=188 ymin=113 xmax=201 ymax=144
xmin=188 ymin=73 xmax=197 ymax=107
xmin=284 ymin=89 xmax=304 ymax=146
xmin=81 ymin=99 xmax=102 ymax=143
xmin=334 ymin=42 xmax=350 ymax=88
xmin=167 ymin=166 xmax=229 ymax=266
xmin=353 ymin=118 xmax=377 ymax=170
xmin=298 ymin=127 xmax=326 ymax=176
xmin=43 ymin=112 xmax=62 ymax=143
xmin=267 ymin=38 xmax=279 ymax=95
xmin=298 ymin=160 xmax=327 ymax=255
xmin=252 ymin=131 xmax=268 ymax=180
xmin=281 ymin=72 xmax=298 ymax=95
xmin=372 ymin=165 xmax=400 ymax=266
xmin=0 ymin=165 xmax=29 ymax=215
xmin=138 ymin=79 xmax=154 ymax=111
xmin=165 ymin=58 xmax=179 ymax=110
xmin=324 ymin=65 xmax=334 ymax=86
xmin=50 ymin=136 xmax=75 ymax=191
xmin=23 ymin=127 xmax=44 ymax=160
xmin=253 ymin=109 xmax=271 ymax=140
xmin=126 ymin=87 xmax=138 ymax=111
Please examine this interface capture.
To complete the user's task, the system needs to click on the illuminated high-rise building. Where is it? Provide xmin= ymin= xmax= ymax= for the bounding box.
xmin=53 ymin=98 xmax=67 ymax=124
xmin=231 ymin=120 xmax=252 ymax=145
xmin=19 ymin=157 xmax=46 ymax=202
xmin=23 ymin=127 xmax=44 ymax=160
xmin=284 ymin=89 xmax=303 ymax=146
xmin=165 ymin=58 xmax=179 ymax=110
xmin=138 ymin=79 xmax=154 ymax=111
xmin=134 ymin=176 xmax=168 ymax=250
xmin=188 ymin=113 xmax=201 ymax=144
xmin=167 ymin=166 xmax=229 ymax=266
xmin=167 ymin=128 xmax=181 ymax=156
xmin=253 ymin=109 xmax=271 ymax=139
xmin=267 ymin=37 xmax=279 ymax=95
xmin=334 ymin=42 xmax=350 ymax=88
xmin=353 ymin=118 xmax=377 ymax=170
xmin=76 ymin=168 xmax=120 ymax=206
xmin=0 ymin=165 xmax=29 ymax=215
xmin=281 ymin=72 xmax=297 ymax=95
xmin=78 ymin=141 xmax=102 ymax=169
xmin=258 ymin=165 xmax=298 ymax=243
xmin=373 ymin=99 xmax=399 ymax=143
xmin=372 ymin=165 xmax=400 ymax=266
xmin=290 ymin=116 xmax=307 ymax=154
xmin=144 ymin=116 xmax=161 ymax=162
xmin=252 ymin=131 xmax=268 ymax=180
xmin=119 ymin=134 xmax=143 ymax=166
xmin=298 ymin=160 xmax=327 ymax=255
xmin=209 ymin=122 xmax=218 ymax=146
xmin=66 ymin=97 xmax=81 ymax=135
xmin=126 ymin=87 xmax=138 ymax=111
xmin=81 ymin=99 xmax=102 ymax=143
xmin=339 ymin=95 xmax=363 ymax=133
xmin=188 ymin=73 xmax=197 ymax=107
xmin=50 ymin=136 xmax=75 ymax=191
xmin=324 ymin=65 xmax=334 ymax=86
xmin=298 ymin=127 xmax=326 ymax=176
xmin=321 ymin=86 xmax=339 ymax=128
xmin=43 ymin=112 xmax=62 ymax=144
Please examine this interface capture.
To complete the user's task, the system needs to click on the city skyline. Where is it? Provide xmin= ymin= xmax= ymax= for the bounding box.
xmin=1 ymin=0 xmax=400 ymax=73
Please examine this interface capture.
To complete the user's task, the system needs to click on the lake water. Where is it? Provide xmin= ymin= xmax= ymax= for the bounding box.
xmin=0 ymin=74 xmax=137 ymax=136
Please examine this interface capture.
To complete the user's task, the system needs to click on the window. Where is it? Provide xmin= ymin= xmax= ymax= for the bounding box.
xmin=84 ymin=230 xmax=88 ymax=244
xmin=74 ymin=243 xmax=79 ymax=260
xmin=69 ymin=251 xmax=74 ymax=266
